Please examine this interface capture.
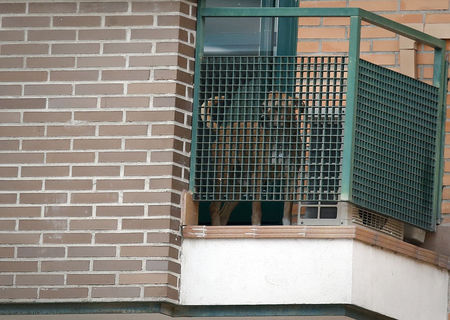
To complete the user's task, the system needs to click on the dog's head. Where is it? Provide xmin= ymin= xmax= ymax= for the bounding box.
xmin=261 ymin=92 xmax=303 ymax=128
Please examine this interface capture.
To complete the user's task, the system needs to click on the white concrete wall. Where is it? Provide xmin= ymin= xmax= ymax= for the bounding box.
xmin=180 ymin=238 xmax=449 ymax=320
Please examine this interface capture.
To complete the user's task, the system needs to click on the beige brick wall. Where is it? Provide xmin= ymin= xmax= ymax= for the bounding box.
xmin=0 ymin=0 xmax=196 ymax=302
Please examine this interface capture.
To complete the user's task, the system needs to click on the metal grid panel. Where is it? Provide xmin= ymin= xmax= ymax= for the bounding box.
xmin=352 ymin=59 xmax=440 ymax=230
xmin=193 ymin=56 xmax=347 ymax=202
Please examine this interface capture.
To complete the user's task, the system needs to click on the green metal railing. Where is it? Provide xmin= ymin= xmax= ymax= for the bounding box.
xmin=190 ymin=6 xmax=447 ymax=231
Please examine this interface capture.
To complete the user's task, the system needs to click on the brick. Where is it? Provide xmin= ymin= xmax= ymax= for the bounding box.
xmin=144 ymin=286 xmax=169 ymax=298
xmin=68 ymin=246 xmax=116 ymax=257
xmin=126 ymin=110 xmax=174 ymax=122
xmin=78 ymin=56 xmax=125 ymax=68
xmin=0 ymin=275 xmax=13 ymax=286
xmin=146 ymin=260 xmax=180 ymax=273
xmin=52 ymin=43 xmax=100 ymax=54
xmin=92 ymin=287 xmax=140 ymax=298
xmin=73 ymin=138 xmax=122 ymax=150
xmin=0 ymin=71 xmax=47 ymax=82
xmin=360 ymin=53 xmax=396 ymax=65
xmin=75 ymin=83 xmax=124 ymax=95
xmin=70 ymin=219 xmax=117 ymax=231
xmin=426 ymin=13 xmax=450 ymax=23
xmin=71 ymin=192 xmax=118 ymax=204
xmin=124 ymin=165 xmax=173 ymax=176
xmin=158 ymin=15 xmax=196 ymax=30
xmin=151 ymin=151 xmax=189 ymax=166
xmin=22 ymin=166 xmax=69 ymax=177
xmin=96 ymin=179 xmax=145 ymax=190
xmin=21 ymin=139 xmax=69 ymax=151
xmin=119 ymin=273 xmax=168 ymax=285
xmin=0 ymin=3 xmax=26 ymax=13
xmin=0 ymin=30 xmax=25 ymax=41
xmin=53 ymin=16 xmax=101 ymax=27
xmin=386 ymin=14 xmax=423 ymax=24
xmin=16 ymin=274 xmax=64 ymax=286
xmin=96 ymin=205 xmax=144 ymax=217
xmin=153 ymin=96 xmax=191 ymax=110
xmin=79 ymin=29 xmax=126 ymax=40
xmin=46 ymin=152 xmax=95 ymax=163
xmin=125 ymin=138 xmax=174 ymax=150
xmin=0 ymin=167 xmax=18 ymax=177
xmin=47 ymin=126 xmax=95 ymax=137
xmin=299 ymin=27 xmax=346 ymax=39
xmin=102 ymin=70 xmax=150 ymax=81
xmin=98 ymin=151 xmax=147 ymax=163
xmin=1 ymin=44 xmax=48 ymax=55
xmin=131 ymin=28 xmax=181 ymax=40
xmin=321 ymin=41 xmax=349 ymax=53
xmin=0 ymin=153 xmax=43 ymax=164
xmin=152 ymin=124 xmax=190 ymax=138
xmin=401 ymin=0 xmax=449 ymax=10
xmin=123 ymin=191 xmax=179 ymax=204
xmin=103 ymin=43 xmax=152 ymax=54
xmin=373 ymin=40 xmax=400 ymax=52
xmin=0 ymin=57 xmax=23 ymax=68
xmin=128 ymin=82 xmax=185 ymax=95
xmin=27 ymin=57 xmax=75 ymax=69
xmin=45 ymin=179 xmax=93 ymax=191
xmin=28 ymin=30 xmax=76 ymax=41
xmin=129 ymin=55 xmax=181 ymax=67
xmin=0 ymin=140 xmax=19 ymax=150
xmin=146 ymin=232 xmax=171 ymax=243
xmin=29 ymin=2 xmax=76 ymax=13
xmin=67 ymin=273 xmax=115 ymax=285
xmin=20 ymin=193 xmax=67 ymax=204
xmin=43 ymin=232 xmax=92 ymax=244
xmin=0 ymin=194 xmax=16 ymax=204
xmin=40 ymin=288 xmax=89 ymax=299
xmin=361 ymin=26 xmax=396 ymax=39
xmin=48 ymin=98 xmax=98 ymax=109
xmin=19 ymin=219 xmax=67 ymax=231
xmin=0 ymin=288 xmax=37 ymax=299
xmin=94 ymin=259 xmax=142 ymax=271
xmin=95 ymin=232 xmax=144 ymax=244
xmin=0 ymin=126 xmax=44 ymax=137
xmin=120 ymin=245 xmax=171 ymax=257
xmin=2 ymin=17 xmax=50 ymax=28
xmin=50 ymin=70 xmax=99 ymax=82
xmin=154 ymin=68 xmax=193 ymax=83
xmin=0 ymin=261 xmax=38 ymax=272
xmin=17 ymin=246 xmax=65 ymax=258
xmin=132 ymin=2 xmax=183 ymax=12
xmin=99 ymin=125 xmax=148 ymax=136
xmin=24 ymin=84 xmax=72 ymax=96
xmin=101 ymin=97 xmax=149 ymax=109
xmin=0 ymin=207 xmax=40 ymax=218
xmin=72 ymin=166 xmax=120 ymax=177
xmin=349 ymin=0 xmax=397 ymax=11
xmin=106 ymin=15 xmax=154 ymax=26
xmin=0 ymin=180 xmax=42 ymax=191
xmin=42 ymin=260 xmax=90 ymax=272
xmin=74 ymin=111 xmax=123 ymax=122
xmin=80 ymin=2 xmax=128 ymax=13
xmin=45 ymin=206 xmax=92 ymax=217
xmin=0 ymin=220 xmax=16 ymax=230
xmin=0 ymin=247 xmax=14 ymax=258
xmin=0 ymin=86 xmax=21 ymax=97
xmin=24 ymin=112 xmax=72 ymax=123
xmin=122 ymin=218 xmax=173 ymax=230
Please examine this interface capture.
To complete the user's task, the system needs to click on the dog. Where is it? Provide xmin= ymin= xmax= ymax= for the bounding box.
xmin=199 ymin=92 xmax=303 ymax=226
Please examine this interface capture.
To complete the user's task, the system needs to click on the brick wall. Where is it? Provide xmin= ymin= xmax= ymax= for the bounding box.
xmin=0 ymin=0 xmax=196 ymax=302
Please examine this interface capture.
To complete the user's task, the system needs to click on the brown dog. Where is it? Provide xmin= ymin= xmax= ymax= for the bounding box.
xmin=200 ymin=92 xmax=302 ymax=226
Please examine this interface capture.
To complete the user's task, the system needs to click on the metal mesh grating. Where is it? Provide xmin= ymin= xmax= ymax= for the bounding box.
xmin=193 ymin=56 xmax=347 ymax=202
xmin=352 ymin=206 xmax=404 ymax=240
xmin=352 ymin=59 xmax=440 ymax=231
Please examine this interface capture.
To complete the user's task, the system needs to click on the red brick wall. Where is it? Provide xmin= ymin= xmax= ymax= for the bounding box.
xmin=0 ymin=1 xmax=196 ymax=302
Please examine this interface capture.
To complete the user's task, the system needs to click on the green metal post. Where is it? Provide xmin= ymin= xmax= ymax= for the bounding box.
xmin=432 ymin=47 xmax=448 ymax=227
xmin=340 ymin=15 xmax=361 ymax=202
xmin=189 ymin=0 xmax=205 ymax=192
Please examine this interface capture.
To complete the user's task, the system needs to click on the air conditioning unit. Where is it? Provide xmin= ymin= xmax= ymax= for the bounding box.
xmin=295 ymin=201 xmax=405 ymax=241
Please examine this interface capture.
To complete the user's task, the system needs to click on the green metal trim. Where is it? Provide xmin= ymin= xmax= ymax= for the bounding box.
xmin=189 ymin=0 xmax=205 ymax=192
xmin=359 ymin=9 xmax=445 ymax=49
xmin=199 ymin=7 xmax=445 ymax=49
xmin=0 ymin=302 xmax=396 ymax=319
xmin=276 ymin=0 xmax=298 ymax=56
xmin=432 ymin=49 xmax=448 ymax=226
xmin=340 ymin=15 xmax=361 ymax=202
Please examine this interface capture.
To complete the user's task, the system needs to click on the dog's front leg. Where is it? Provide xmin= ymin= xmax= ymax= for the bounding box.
xmin=251 ymin=201 xmax=262 ymax=225
xmin=209 ymin=201 xmax=222 ymax=226
xmin=282 ymin=201 xmax=292 ymax=225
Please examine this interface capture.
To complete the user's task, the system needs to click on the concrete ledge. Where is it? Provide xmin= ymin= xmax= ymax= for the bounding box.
xmin=183 ymin=225 xmax=450 ymax=270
